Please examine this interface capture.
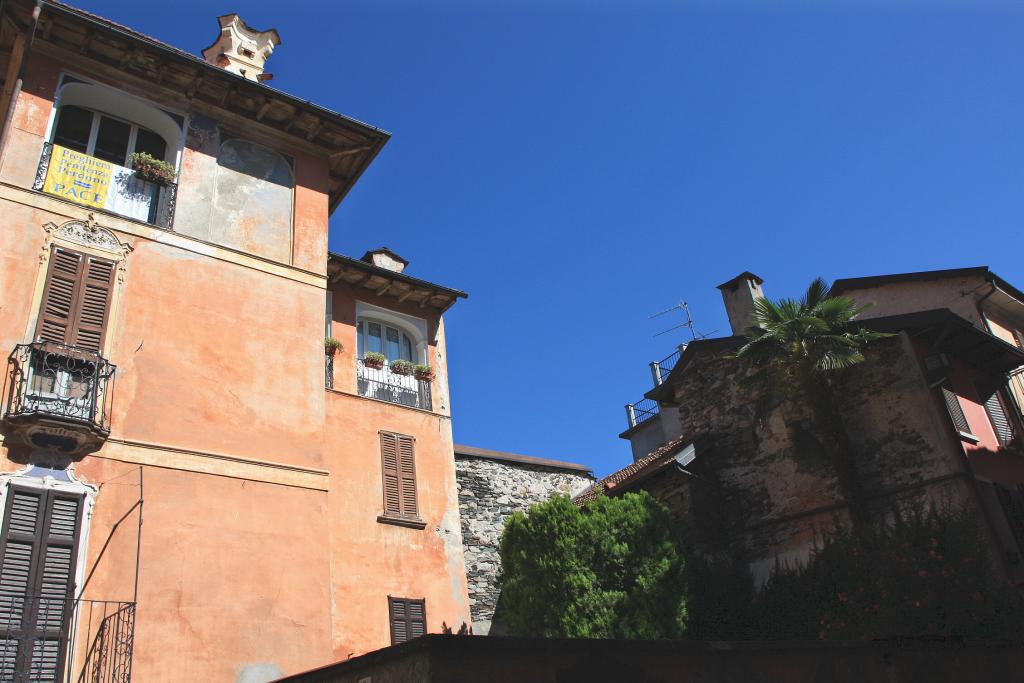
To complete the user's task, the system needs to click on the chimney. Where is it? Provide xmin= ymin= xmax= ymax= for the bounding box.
xmin=361 ymin=248 xmax=409 ymax=274
xmin=202 ymin=14 xmax=281 ymax=82
xmin=716 ymin=272 xmax=765 ymax=336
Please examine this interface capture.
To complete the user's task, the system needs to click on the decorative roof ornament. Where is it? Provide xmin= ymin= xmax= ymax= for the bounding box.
xmin=201 ymin=14 xmax=281 ymax=82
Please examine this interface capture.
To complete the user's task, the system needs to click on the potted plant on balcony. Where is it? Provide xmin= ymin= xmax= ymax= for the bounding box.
xmin=413 ymin=364 xmax=435 ymax=382
xmin=390 ymin=359 xmax=414 ymax=376
xmin=363 ymin=351 xmax=386 ymax=370
xmin=325 ymin=337 xmax=343 ymax=356
xmin=129 ymin=152 xmax=177 ymax=186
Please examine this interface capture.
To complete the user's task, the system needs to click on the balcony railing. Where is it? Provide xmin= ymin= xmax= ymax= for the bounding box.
xmin=625 ymin=397 xmax=660 ymax=429
xmin=1008 ymin=367 xmax=1024 ymax=426
xmin=0 ymin=595 xmax=135 ymax=683
xmin=357 ymin=359 xmax=432 ymax=411
xmin=34 ymin=142 xmax=177 ymax=230
xmin=3 ymin=342 xmax=115 ymax=455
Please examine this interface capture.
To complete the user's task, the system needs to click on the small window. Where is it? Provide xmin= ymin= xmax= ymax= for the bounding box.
xmin=379 ymin=432 xmax=420 ymax=522
xmin=388 ymin=597 xmax=426 ymax=645
xmin=940 ymin=384 xmax=973 ymax=437
xmin=982 ymin=389 xmax=1016 ymax=447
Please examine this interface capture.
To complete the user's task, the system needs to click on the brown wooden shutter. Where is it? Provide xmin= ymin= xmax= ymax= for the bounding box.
xmin=381 ymin=433 xmax=401 ymax=517
xmin=0 ymin=485 xmax=84 ymax=680
xmin=397 ymin=435 xmax=418 ymax=519
xmin=388 ymin=597 xmax=426 ymax=645
xmin=35 ymin=248 xmax=84 ymax=345
xmin=941 ymin=385 xmax=971 ymax=435
xmin=72 ymin=256 xmax=115 ymax=352
xmin=35 ymin=246 xmax=115 ymax=352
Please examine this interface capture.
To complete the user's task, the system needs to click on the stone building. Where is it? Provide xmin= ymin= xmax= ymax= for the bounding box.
xmin=599 ymin=269 xmax=1024 ymax=582
xmin=454 ymin=444 xmax=593 ymax=635
xmin=0 ymin=2 xmax=472 ymax=680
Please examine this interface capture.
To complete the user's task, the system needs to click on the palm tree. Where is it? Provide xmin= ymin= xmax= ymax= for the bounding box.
xmin=734 ymin=277 xmax=890 ymax=527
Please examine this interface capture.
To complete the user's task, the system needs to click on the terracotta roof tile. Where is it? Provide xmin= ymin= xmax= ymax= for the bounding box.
xmin=573 ymin=436 xmax=692 ymax=506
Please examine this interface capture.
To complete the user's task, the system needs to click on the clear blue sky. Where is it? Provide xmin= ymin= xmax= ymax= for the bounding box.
xmin=79 ymin=1 xmax=1023 ymax=476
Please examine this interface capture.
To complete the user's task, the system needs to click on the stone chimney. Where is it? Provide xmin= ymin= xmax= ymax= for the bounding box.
xmin=717 ymin=272 xmax=765 ymax=336
xmin=202 ymin=14 xmax=281 ymax=82
xmin=361 ymin=248 xmax=409 ymax=274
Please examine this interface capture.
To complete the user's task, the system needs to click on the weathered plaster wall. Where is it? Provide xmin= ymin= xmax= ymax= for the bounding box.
xmin=324 ymin=285 xmax=468 ymax=658
xmin=840 ymin=277 xmax=987 ymax=328
xmin=455 ymin=456 xmax=593 ymax=634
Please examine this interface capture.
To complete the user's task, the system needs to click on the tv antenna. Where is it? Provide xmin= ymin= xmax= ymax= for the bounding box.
xmin=649 ymin=301 xmax=713 ymax=341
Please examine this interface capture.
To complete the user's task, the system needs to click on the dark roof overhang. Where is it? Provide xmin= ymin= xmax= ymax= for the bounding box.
xmin=832 ymin=266 xmax=1024 ymax=306
xmin=19 ymin=0 xmax=390 ymax=214
xmin=860 ymin=308 xmax=1024 ymax=376
xmin=453 ymin=444 xmax=593 ymax=475
xmin=327 ymin=252 xmax=467 ymax=314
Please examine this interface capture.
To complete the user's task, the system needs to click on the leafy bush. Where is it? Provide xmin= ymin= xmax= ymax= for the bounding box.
xmin=324 ymin=337 xmax=344 ymax=355
xmin=363 ymin=351 xmax=386 ymax=367
xmin=413 ymin=363 xmax=434 ymax=381
xmin=498 ymin=491 xmax=687 ymax=639
xmin=688 ymin=504 xmax=1024 ymax=640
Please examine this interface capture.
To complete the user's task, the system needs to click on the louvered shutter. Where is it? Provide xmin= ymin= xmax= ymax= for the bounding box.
xmin=941 ymin=386 xmax=972 ymax=435
xmin=984 ymin=392 xmax=1015 ymax=446
xmin=35 ymin=248 xmax=84 ymax=345
xmin=397 ymin=435 xmax=418 ymax=519
xmin=389 ymin=597 xmax=426 ymax=645
xmin=381 ymin=433 xmax=402 ymax=517
xmin=0 ymin=485 xmax=83 ymax=681
xmin=71 ymin=256 xmax=114 ymax=353
xmin=35 ymin=247 xmax=115 ymax=352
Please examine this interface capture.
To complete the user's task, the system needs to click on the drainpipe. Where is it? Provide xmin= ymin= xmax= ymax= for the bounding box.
xmin=0 ymin=0 xmax=42 ymax=168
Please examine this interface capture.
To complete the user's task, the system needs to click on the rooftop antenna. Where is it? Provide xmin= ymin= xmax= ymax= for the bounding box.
xmin=646 ymin=301 xmax=715 ymax=386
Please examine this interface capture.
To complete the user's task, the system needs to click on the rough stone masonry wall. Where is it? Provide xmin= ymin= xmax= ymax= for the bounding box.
xmin=455 ymin=457 xmax=593 ymax=635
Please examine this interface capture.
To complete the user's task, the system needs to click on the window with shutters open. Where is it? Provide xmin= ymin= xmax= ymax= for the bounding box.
xmin=940 ymin=384 xmax=975 ymax=439
xmin=388 ymin=597 xmax=426 ymax=645
xmin=981 ymin=388 xmax=1016 ymax=447
xmin=35 ymin=246 xmax=115 ymax=353
xmin=0 ymin=484 xmax=84 ymax=681
xmin=378 ymin=431 xmax=424 ymax=529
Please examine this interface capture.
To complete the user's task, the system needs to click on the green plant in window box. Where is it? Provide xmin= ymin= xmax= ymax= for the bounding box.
xmin=325 ymin=337 xmax=344 ymax=356
xmin=363 ymin=351 xmax=386 ymax=370
xmin=390 ymin=359 xmax=414 ymax=376
xmin=129 ymin=152 xmax=177 ymax=185
xmin=413 ymin=364 xmax=435 ymax=382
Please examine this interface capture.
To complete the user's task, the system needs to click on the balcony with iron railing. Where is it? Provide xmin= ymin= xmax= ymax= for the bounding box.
xmin=0 ymin=595 xmax=134 ymax=683
xmin=34 ymin=142 xmax=177 ymax=230
xmin=2 ymin=342 xmax=115 ymax=458
xmin=356 ymin=358 xmax=432 ymax=411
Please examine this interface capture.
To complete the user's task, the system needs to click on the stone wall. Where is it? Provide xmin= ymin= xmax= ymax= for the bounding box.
xmin=455 ymin=456 xmax=593 ymax=635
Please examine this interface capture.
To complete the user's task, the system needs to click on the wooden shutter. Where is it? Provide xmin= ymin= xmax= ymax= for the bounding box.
xmin=35 ymin=248 xmax=84 ymax=345
xmin=941 ymin=385 xmax=971 ymax=435
xmin=73 ymin=256 xmax=115 ymax=352
xmin=380 ymin=432 xmax=419 ymax=519
xmin=397 ymin=435 xmax=418 ymax=519
xmin=34 ymin=246 xmax=115 ymax=352
xmin=388 ymin=597 xmax=426 ymax=645
xmin=984 ymin=391 xmax=1015 ymax=446
xmin=0 ymin=485 xmax=83 ymax=680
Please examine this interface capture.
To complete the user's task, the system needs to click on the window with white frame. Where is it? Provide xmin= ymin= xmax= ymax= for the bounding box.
xmin=357 ymin=319 xmax=417 ymax=364
xmin=53 ymin=105 xmax=169 ymax=166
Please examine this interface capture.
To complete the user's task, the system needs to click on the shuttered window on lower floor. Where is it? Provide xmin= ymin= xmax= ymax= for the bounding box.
xmin=388 ymin=597 xmax=426 ymax=645
xmin=982 ymin=390 xmax=1016 ymax=447
xmin=35 ymin=246 xmax=115 ymax=352
xmin=940 ymin=385 xmax=972 ymax=436
xmin=380 ymin=432 xmax=419 ymax=520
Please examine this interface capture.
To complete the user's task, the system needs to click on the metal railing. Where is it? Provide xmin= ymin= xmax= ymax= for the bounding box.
xmin=34 ymin=142 xmax=178 ymax=230
xmin=357 ymin=359 xmax=431 ymax=410
xmin=649 ymin=345 xmax=684 ymax=386
xmin=4 ymin=343 xmax=115 ymax=435
xmin=0 ymin=595 xmax=135 ymax=683
xmin=625 ymin=397 xmax=659 ymax=429
xmin=325 ymin=353 xmax=334 ymax=390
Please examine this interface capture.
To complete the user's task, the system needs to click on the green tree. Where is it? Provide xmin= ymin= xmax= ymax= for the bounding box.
xmin=734 ymin=277 xmax=890 ymax=526
xmin=498 ymin=491 xmax=687 ymax=639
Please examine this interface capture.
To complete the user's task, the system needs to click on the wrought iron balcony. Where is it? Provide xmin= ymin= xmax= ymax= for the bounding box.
xmin=0 ymin=595 xmax=134 ymax=683
xmin=34 ymin=142 xmax=177 ymax=230
xmin=357 ymin=358 xmax=432 ymax=411
xmin=2 ymin=342 xmax=115 ymax=457
xmin=625 ymin=397 xmax=659 ymax=429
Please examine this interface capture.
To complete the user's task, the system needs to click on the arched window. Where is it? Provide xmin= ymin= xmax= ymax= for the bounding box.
xmin=49 ymin=81 xmax=181 ymax=167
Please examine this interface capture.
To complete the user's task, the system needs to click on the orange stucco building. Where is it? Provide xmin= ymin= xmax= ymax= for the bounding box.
xmin=0 ymin=2 xmax=469 ymax=681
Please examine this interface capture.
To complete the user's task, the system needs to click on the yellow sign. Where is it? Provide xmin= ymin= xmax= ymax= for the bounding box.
xmin=42 ymin=145 xmax=113 ymax=208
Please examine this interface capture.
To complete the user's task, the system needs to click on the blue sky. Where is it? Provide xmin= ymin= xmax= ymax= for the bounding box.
xmin=80 ymin=1 xmax=1023 ymax=476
